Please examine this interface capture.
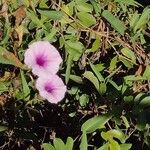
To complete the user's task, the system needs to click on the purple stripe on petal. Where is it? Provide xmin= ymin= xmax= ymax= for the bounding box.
xmin=44 ymin=83 xmax=54 ymax=93
xmin=36 ymin=55 xmax=46 ymax=67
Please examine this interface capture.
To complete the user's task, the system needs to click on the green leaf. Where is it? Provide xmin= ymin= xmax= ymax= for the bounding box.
xmin=120 ymin=48 xmax=136 ymax=63
xmin=86 ymin=38 xmax=101 ymax=53
xmin=44 ymin=27 xmax=58 ymax=41
xmin=134 ymin=93 xmax=146 ymax=105
xmin=97 ymin=143 xmax=109 ymax=150
xmin=121 ymin=116 xmax=130 ymax=129
xmin=110 ymin=140 xmax=120 ymax=150
xmin=115 ymin=0 xmax=139 ymax=6
xmin=69 ymin=86 xmax=78 ymax=95
xmin=23 ymin=0 xmax=29 ymax=7
xmin=123 ymin=96 xmax=134 ymax=103
xmin=13 ymin=89 xmax=24 ymax=100
xmin=0 ymin=126 xmax=7 ymax=132
xmin=27 ymin=10 xmax=46 ymax=29
xmin=143 ymin=65 xmax=150 ymax=80
xmin=69 ymin=74 xmax=83 ymax=84
xmin=134 ymin=8 xmax=150 ymax=32
xmin=90 ymin=0 xmax=101 ymax=15
xmin=109 ymin=56 xmax=118 ymax=72
xmin=65 ymin=137 xmax=74 ymax=150
xmin=11 ymin=0 xmax=19 ymax=9
xmin=120 ymin=144 xmax=132 ymax=150
xmin=39 ymin=0 xmax=48 ymax=8
xmin=139 ymin=96 xmax=150 ymax=107
xmin=79 ymin=94 xmax=89 ymax=107
xmin=124 ymin=75 xmax=145 ymax=82
xmin=38 ymin=10 xmax=63 ymax=20
xmin=80 ymin=132 xmax=88 ymax=150
xmin=20 ymin=70 xmax=30 ymax=101
xmin=65 ymin=41 xmax=84 ymax=52
xmin=69 ymin=112 xmax=76 ymax=117
xmin=0 ymin=82 xmax=9 ymax=93
xmin=101 ymin=129 xmax=126 ymax=143
xmin=62 ymin=4 xmax=72 ymax=16
xmin=75 ymin=0 xmax=88 ymax=4
xmin=99 ymin=82 xmax=107 ymax=95
xmin=90 ymin=62 xmax=105 ymax=82
xmin=140 ymin=33 xmax=146 ymax=44
xmin=108 ymin=80 xmax=121 ymax=91
xmin=65 ymin=55 xmax=73 ymax=84
xmin=129 ymin=12 xmax=140 ymax=28
xmin=81 ymin=115 xmax=111 ymax=133
xmin=119 ymin=56 xmax=134 ymax=69
xmin=92 ymin=38 xmax=101 ymax=52
xmin=83 ymin=71 xmax=100 ymax=92
xmin=65 ymin=40 xmax=84 ymax=61
xmin=94 ymin=64 xmax=105 ymax=72
xmin=67 ymin=1 xmax=75 ymax=16
xmin=77 ymin=12 xmax=96 ymax=27
xmin=76 ymin=3 xmax=93 ymax=12
xmin=59 ymin=5 xmax=73 ymax=26
xmin=43 ymin=143 xmax=55 ymax=150
xmin=102 ymin=10 xmax=126 ymax=35
xmin=53 ymin=138 xmax=65 ymax=150
xmin=59 ymin=37 xmax=65 ymax=48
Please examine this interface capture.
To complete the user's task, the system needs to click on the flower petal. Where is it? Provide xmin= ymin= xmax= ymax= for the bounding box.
xmin=36 ymin=75 xmax=66 ymax=104
xmin=24 ymin=41 xmax=62 ymax=76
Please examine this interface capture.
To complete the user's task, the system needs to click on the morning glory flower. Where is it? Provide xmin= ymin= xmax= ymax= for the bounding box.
xmin=24 ymin=41 xmax=62 ymax=76
xmin=36 ymin=75 xmax=66 ymax=104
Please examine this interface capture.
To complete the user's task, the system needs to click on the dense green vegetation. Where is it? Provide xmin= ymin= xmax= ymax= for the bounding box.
xmin=0 ymin=0 xmax=150 ymax=149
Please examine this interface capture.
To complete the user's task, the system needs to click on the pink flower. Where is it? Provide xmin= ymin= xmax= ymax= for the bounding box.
xmin=36 ymin=75 xmax=66 ymax=104
xmin=24 ymin=41 xmax=62 ymax=76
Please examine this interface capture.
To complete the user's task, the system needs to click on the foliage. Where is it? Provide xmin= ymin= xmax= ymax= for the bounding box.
xmin=0 ymin=0 xmax=150 ymax=149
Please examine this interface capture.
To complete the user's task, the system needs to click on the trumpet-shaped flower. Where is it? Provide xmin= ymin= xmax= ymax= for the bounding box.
xmin=24 ymin=41 xmax=62 ymax=76
xmin=36 ymin=75 xmax=66 ymax=104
